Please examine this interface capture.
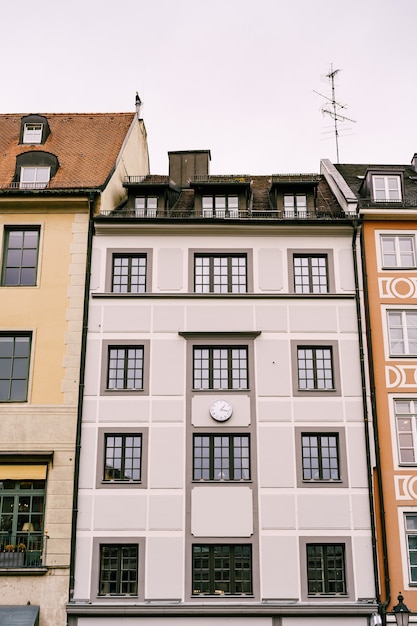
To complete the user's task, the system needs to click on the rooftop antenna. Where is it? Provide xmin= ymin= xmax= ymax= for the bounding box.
xmin=314 ymin=65 xmax=356 ymax=163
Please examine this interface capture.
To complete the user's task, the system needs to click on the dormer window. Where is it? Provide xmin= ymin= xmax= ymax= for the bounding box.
xmin=202 ymin=195 xmax=238 ymax=218
xmin=372 ymin=175 xmax=402 ymax=202
xmin=23 ymin=123 xmax=43 ymax=144
xmin=19 ymin=115 xmax=50 ymax=145
xmin=20 ymin=166 xmax=50 ymax=189
xmin=135 ymin=196 xmax=157 ymax=218
xmin=284 ymin=194 xmax=307 ymax=218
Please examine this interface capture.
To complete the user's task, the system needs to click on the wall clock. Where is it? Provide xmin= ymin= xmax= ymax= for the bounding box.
xmin=209 ymin=399 xmax=233 ymax=422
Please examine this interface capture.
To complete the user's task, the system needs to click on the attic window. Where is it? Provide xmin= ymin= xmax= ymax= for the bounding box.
xmin=372 ymin=175 xmax=402 ymax=202
xmin=23 ymin=123 xmax=43 ymax=144
xmin=20 ymin=166 xmax=50 ymax=189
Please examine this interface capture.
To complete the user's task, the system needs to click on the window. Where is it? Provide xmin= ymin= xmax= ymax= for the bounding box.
xmin=202 ymin=195 xmax=238 ymax=218
xmin=284 ymin=194 xmax=307 ymax=217
xmin=19 ymin=167 xmax=50 ymax=189
xmin=307 ymin=543 xmax=346 ymax=595
xmin=135 ymin=196 xmax=157 ymax=218
xmin=107 ymin=346 xmax=144 ymax=390
xmin=2 ymin=228 xmax=39 ymax=286
xmin=297 ymin=346 xmax=334 ymax=390
xmin=0 ymin=479 xmax=45 ymax=558
xmin=192 ymin=544 xmax=252 ymax=595
xmin=193 ymin=434 xmax=250 ymax=481
xmin=395 ymin=399 xmax=417 ymax=464
xmin=405 ymin=514 xmax=417 ymax=583
xmin=103 ymin=434 xmax=142 ymax=482
xmin=23 ymin=124 xmax=42 ymax=144
xmin=372 ymin=175 xmax=402 ymax=202
xmin=193 ymin=346 xmax=248 ymax=390
xmin=0 ymin=334 xmax=31 ymax=402
xmin=381 ymin=235 xmax=416 ymax=268
xmin=387 ymin=310 xmax=417 ymax=356
xmin=302 ymin=433 xmax=340 ymax=480
xmin=293 ymin=255 xmax=328 ymax=293
xmin=194 ymin=254 xmax=247 ymax=293
xmin=99 ymin=544 xmax=138 ymax=596
xmin=112 ymin=254 xmax=147 ymax=293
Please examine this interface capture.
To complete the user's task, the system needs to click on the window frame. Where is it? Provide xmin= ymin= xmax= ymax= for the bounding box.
xmin=296 ymin=427 xmax=348 ymax=488
xmin=0 ymin=478 xmax=46 ymax=550
xmin=100 ymin=340 xmax=150 ymax=396
xmin=394 ymin=399 xmax=417 ymax=465
xmin=19 ymin=166 xmax=50 ymax=189
xmin=105 ymin=248 xmax=152 ymax=293
xmin=1 ymin=227 xmax=40 ymax=287
xmin=134 ymin=196 xmax=158 ymax=218
xmin=288 ymin=249 xmax=335 ymax=294
xmin=380 ymin=235 xmax=417 ymax=269
xmin=291 ymin=340 xmax=340 ymax=397
xmin=96 ymin=427 xmax=148 ymax=489
xmin=284 ymin=193 xmax=308 ymax=217
xmin=372 ymin=174 xmax=402 ymax=202
xmin=192 ymin=543 xmax=253 ymax=596
xmin=22 ymin=123 xmax=43 ymax=144
xmin=193 ymin=345 xmax=249 ymax=391
xmin=193 ymin=253 xmax=248 ymax=294
xmin=299 ymin=537 xmax=353 ymax=600
xmin=387 ymin=309 xmax=417 ymax=356
xmin=91 ymin=537 xmax=145 ymax=601
xmin=189 ymin=248 xmax=253 ymax=293
xmin=111 ymin=254 xmax=147 ymax=293
xmin=202 ymin=195 xmax=239 ymax=218
xmin=0 ymin=333 xmax=32 ymax=403
xmin=404 ymin=513 xmax=417 ymax=584
xmin=193 ymin=433 xmax=251 ymax=481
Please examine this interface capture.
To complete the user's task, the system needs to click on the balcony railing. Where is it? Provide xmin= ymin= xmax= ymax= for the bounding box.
xmin=98 ymin=208 xmax=349 ymax=220
xmin=358 ymin=195 xmax=417 ymax=209
xmin=0 ymin=533 xmax=47 ymax=568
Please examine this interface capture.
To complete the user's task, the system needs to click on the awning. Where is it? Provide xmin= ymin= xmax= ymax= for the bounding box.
xmin=0 ymin=606 xmax=39 ymax=625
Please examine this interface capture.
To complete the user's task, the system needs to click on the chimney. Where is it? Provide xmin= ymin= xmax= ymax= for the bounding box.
xmin=411 ymin=153 xmax=417 ymax=173
xmin=168 ymin=150 xmax=211 ymax=187
xmin=135 ymin=92 xmax=142 ymax=118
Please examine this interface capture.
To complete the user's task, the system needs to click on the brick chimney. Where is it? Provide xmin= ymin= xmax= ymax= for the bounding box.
xmin=168 ymin=150 xmax=211 ymax=187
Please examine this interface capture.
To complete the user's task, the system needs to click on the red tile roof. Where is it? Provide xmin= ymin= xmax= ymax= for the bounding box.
xmin=0 ymin=112 xmax=136 ymax=189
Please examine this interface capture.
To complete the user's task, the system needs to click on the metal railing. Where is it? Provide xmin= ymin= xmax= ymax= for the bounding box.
xmin=358 ymin=196 xmax=417 ymax=209
xmin=98 ymin=208 xmax=349 ymax=220
xmin=0 ymin=533 xmax=46 ymax=568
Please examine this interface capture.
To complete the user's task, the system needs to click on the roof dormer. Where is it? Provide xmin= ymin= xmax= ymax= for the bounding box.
xmin=15 ymin=151 xmax=59 ymax=189
xmin=360 ymin=167 xmax=404 ymax=204
xmin=19 ymin=114 xmax=51 ymax=145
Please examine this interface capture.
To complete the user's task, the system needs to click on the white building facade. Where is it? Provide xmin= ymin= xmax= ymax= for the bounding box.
xmin=68 ymin=152 xmax=378 ymax=626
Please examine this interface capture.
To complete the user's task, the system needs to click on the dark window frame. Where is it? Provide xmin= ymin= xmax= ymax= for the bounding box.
xmin=111 ymin=253 xmax=147 ymax=293
xmin=295 ymin=427 xmax=348 ymax=488
xmin=105 ymin=249 xmax=152 ymax=294
xmin=297 ymin=346 xmax=334 ymax=390
xmin=194 ymin=253 xmax=247 ymax=294
xmin=301 ymin=433 xmax=340 ymax=481
xmin=1 ymin=227 xmax=40 ymax=287
xmin=404 ymin=513 xmax=417 ymax=584
xmin=0 ymin=333 xmax=31 ymax=402
xmin=193 ymin=345 xmax=249 ymax=390
xmin=306 ymin=543 xmax=346 ymax=595
xmin=103 ymin=433 xmax=142 ymax=483
xmin=292 ymin=254 xmax=329 ymax=294
xmin=98 ymin=543 xmax=138 ymax=596
xmin=100 ymin=340 xmax=150 ymax=396
xmin=193 ymin=434 xmax=250 ymax=481
xmin=96 ymin=427 xmax=148 ymax=489
xmin=106 ymin=346 xmax=144 ymax=391
xmin=192 ymin=544 xmax=252 ymax=596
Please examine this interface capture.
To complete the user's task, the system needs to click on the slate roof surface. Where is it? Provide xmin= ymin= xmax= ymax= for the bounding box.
xmin=0 ymin=112 xmax=135 ymax=189
xmin=335 ymin=163 xmax=417 ymax=202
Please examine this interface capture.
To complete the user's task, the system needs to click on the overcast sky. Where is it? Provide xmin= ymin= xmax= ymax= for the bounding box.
xmin=1 ymin=0 xmax=415 ymax=174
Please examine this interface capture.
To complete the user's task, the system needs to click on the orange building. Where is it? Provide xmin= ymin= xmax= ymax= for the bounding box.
xmin=323 ymin=157 xmax=417 ymax=624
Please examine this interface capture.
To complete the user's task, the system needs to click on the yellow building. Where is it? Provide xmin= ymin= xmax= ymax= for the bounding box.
xmin=0 ymin=110 xmax=149 ymax=625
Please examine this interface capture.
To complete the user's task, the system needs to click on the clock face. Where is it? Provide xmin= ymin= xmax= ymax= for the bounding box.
xmin=209 ymin=399 xmax=233 ymax=422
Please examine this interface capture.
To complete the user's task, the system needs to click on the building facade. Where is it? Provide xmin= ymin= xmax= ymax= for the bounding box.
xmin=323 ymin=157 xmax=417 ymax=623
xmin=0 ymin=110 xmax=149 ymax=625
xmin=68 ymin=151 xmax=378 ymax=626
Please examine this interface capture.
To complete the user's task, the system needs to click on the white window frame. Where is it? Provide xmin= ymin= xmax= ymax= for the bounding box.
xmin=284 ymin=194 xmax=307 ymax=218
xmin=134 ymin=197 xmax=157 ymax=218
xmin=23 ymin=123 xmax=43 ymax=144
xmin=202 ymin=195 xmax=238 ymax=218
xmin=372 ymin=175 xmax=402 ymax=202
xmin=20 ymin=167 xmax=50 ymax=189
xmin=395 ymin=398 xmax=417 ymax=464
xmin=380 ymin=235 xmax=416 ymax=268
xmin=387 ymin=310 xmax=417 ymax=356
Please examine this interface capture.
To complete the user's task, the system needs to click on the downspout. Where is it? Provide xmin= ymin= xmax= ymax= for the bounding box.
xmin=351 ymin=218 xmax=383 ymax=609
xmin=358 ymin=223 xmax=391 ymax=623
xmin=69 ymin=192 xmax=96 ymax=601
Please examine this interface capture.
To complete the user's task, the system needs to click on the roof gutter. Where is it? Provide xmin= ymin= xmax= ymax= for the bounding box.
xmin=68 ymin=191 xmax=96 ymax=601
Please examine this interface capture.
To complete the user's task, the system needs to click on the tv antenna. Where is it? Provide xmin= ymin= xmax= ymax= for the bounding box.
xmin=314 ymin=65 xmax=356 ymax=163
